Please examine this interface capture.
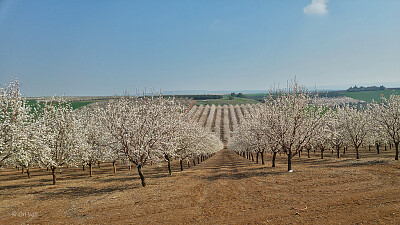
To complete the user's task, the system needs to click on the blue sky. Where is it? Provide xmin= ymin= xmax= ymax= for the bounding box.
xmin=1 ymin=0 xmax=399 ymax=96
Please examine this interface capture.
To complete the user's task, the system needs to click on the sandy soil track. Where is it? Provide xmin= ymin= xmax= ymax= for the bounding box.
xmin=1 ymin=149 xmax=400 ymax=224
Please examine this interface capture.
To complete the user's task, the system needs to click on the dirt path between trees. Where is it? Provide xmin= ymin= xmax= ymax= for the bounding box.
xmin=1 ymin=149 xmax=400 ymax=224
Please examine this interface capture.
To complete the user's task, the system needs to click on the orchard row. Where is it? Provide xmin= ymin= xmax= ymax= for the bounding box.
xmin=0 ymin=80 xmax=223 ymax=186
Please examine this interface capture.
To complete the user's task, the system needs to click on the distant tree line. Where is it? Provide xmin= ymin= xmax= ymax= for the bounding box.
xmin=347 ymin=85 xmax=386 ymax=92
xmin=230 ymin=92 xmax=246 ymax=98
xmin=165 ymin=95 xmax=223 ymax=100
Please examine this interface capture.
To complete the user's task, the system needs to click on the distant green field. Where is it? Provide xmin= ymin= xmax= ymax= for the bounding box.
xmin=342 ymin=89 xmax=400 ymax=103
xmin=245 ymin=93 xmax=269 ymax=100
xmin=195 ymin=96 xmax=259 ymax=106
xmin=26 ymin=100 xmax=96 ymax=110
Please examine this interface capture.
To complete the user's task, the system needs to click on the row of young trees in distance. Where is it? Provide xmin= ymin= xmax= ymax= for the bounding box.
xmin=229 ymin=80 xmax=400 ymax=171
xmin=0 ymin=80 xmax=223 ymax=186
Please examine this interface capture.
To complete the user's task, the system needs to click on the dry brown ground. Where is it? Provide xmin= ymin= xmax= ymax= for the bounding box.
xmin=1 ymin=147 xmax=400 ymax=224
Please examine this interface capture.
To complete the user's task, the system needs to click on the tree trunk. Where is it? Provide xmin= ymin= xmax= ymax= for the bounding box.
xmin=167 ymin=160 xmax=172 ymax=176
xmin=197 ymin=157 xmax=200 ymax=164
xmin=251 ymin=153 xmax=254 ymax=161
xmin=137 ymin=165 xmax=146 ymax=187
xmin=98 ymin=161 xmax=101 ymax=168
xmin=336 ymin=146 xmax=340 ymax=158
xmin=343 ymin=146 xmax=346 ymax=154
xmin=21 ymin=166 xmax=24 ymax=174
xmin=376 ymin=143 xmax=380 ymax=154
xmin=307 ymin=148 xmax=310 ymax=158
xmin=89 ymin=163 xmax=92 ymax=177
xmin=180 ymin=159 xmax=183 ymax=171
xmin=26 ymin=167 xmax=30 ymax=178
xmin=321 ymin=149 xmax=324 ymax=159
xmin=129 ymin=162 xmax=131 ymax=170
xmin=385 ymin=145 xmax=387 ymax=151
xmin=193 ymin=159 xmax=196 ymax=166
xmin=113 ymin=161 xmax=116 ymax=174
xmin=47 ymin=167 xmax=49 ymax=171
xmin=256 ymin=152 xmax=259 ymax=164
xmin=272 ymin=152 xmax=277 ymax=167
xmin=51 ymin=166 xmax=56 ymax=185
xmin=187 ymin=161 xmax=190 ymax=168
xmin=299 ymin=150 xmax=301 ymax=157
xmin=356 ymin=146 xmax=360 ymax=159
xmin=261 ymin=151 xmax=265 ymax=165
xmin=82 ymin=164 xmax=85 ymax=171
xmin=395 ymin=141 xmax=399 ymax=160
xmin=287 ymin=149 xmax=292 ymax=171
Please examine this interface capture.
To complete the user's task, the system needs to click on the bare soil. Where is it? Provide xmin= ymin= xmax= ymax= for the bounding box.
xmin=1 ymin=148 xmax=400 ymax=224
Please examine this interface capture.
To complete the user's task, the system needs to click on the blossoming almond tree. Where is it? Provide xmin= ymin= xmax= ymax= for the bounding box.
xmin=100 ymin=96 xmax=185 ymax=186
xmin=326 ymin=110 xmax=347 ymax=158
xmin=36 ymin=98 xmax=81 ymax=184
xmin=74 ymin=106 xmax=110 ymax=177
xmin=0 ymin=80 xmax=32 ymax=167
xmin=264 ymin=81 xmax=327 ymax=171
xmin=371 ymin=94 xmax=400 ymax=160
xmin=337 ymin=104 xmax=372 ymax=159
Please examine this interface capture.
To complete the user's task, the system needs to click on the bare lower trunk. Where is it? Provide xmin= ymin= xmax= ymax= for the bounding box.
xmin=356 ymin=146 xmax=360 ymax=159
xmin=180 ymin=160 xmax=183 ymax=171
xmin=21 ymin=166 xmax=24 ymax=174
xmin=82 ymin=165 xmax=85 ymax=171
xmin=193 ymin=159 xmax=196 ymax=166
xmin=137 ymin=165 xmax=146 ymax=187
xmin=113 ymin=161 xmax=116 ymax=174
xmin=26 ymin=167 xmax=30 ymax=178
xmin=376 ymin=143 xmax=380 ymax=154
xmin=251 ymin=153 xmax=254 ymax=161
xmin=287 ymin=149 xmax=292 ymax=171
xmin=89 ymin=163 xmax=92 ymax=177
xmin=307 ymin=148 xmax=310 ymax=158
xmin=272 ymin=152 xmax=277 ymax=167
xmin=98 ymin=161 xmax=101 ymax=168
xmin=343 ymin=147 xmax=346 ymax=154
xmin=197 ymin=157 xmax=200 ymax=164
xmin=321 ymin=149 xmax=324 ymax=159
xmin=385 ymin=145 xmax=387 ymax=151
xmin=167 ymin=160 xmax=172 ymax=175
xmin=51 ymin=166 xmax=56 ymax=185
xmin=336 ymin=146 xmax=340 ymax=158
xmin=299 ymin=150 xmax=301 ymax=157
xmin=165 ymin=155 xmax=172 ymax=175
xmin=187 ymin=161 xmax=190 ymax=168
xmin=261 ymin=151 xmax=265 ymax=165
xmin=256 ymin=152 xmax=259 ymax=164
xmin=395 ymin=142 xmax=399 ymax=160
